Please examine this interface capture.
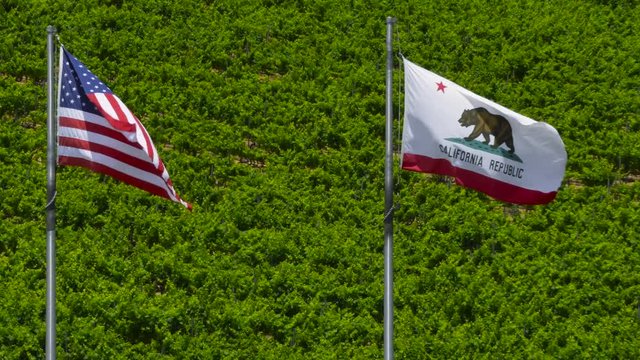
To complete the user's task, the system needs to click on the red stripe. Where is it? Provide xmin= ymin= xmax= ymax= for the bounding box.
xmin=58 ymin=137 xmax=160 ymax=174
xmin=402 ymin=153 xmax=557 ymax=205
xmin=59 ymin=156 xmax=174 ymax=201
xmin=59 ymin=116 xmax=142 ymax=149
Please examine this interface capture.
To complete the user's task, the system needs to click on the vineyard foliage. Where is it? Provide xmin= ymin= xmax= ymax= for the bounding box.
xmin=1 ymin=0 xmax=640 ymax=358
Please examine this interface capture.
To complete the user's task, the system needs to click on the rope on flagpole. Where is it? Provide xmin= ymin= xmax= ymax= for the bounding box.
xmin=45 ymin=191 xmax=57 ymax=210
xmin=384 ymin=203 xmax=399 ymax=223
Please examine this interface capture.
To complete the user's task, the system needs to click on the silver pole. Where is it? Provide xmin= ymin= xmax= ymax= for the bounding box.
xmin=384 ymin=16 xmax=396 ymax=360
xmin=46 ymin=25 xmax=57 ymax=360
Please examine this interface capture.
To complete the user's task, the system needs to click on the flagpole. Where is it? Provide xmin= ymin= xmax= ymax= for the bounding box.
xmin=46 ymin=25 xmax=57 ymax=360
xmin=384 ymin=16 xmax=396 ymax=360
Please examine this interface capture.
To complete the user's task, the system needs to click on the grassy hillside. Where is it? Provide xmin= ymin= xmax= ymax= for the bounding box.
xmin=1 ymin=0 xmax=640 ymax=358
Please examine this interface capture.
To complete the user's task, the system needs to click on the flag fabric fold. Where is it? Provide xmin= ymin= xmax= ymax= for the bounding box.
xmin=57 ymin=46 xmax=192 ymax=210
xmin=401 ymin=58 xmax=567 ymax=205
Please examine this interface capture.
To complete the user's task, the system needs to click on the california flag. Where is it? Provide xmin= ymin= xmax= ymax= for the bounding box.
xmin=401 ymin=58 xmax=567 ymax=205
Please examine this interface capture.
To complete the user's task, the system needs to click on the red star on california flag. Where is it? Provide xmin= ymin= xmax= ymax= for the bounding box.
xmin=436 ymin=81 xmax=447 ymax=93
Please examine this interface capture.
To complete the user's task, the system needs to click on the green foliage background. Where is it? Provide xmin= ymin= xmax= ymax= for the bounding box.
xmin=2 ymin=0 xmax=640 ymax=358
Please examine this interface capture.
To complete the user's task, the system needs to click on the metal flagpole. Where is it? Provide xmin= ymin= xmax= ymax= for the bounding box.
xmin=46 ymin=25 xmax=57 ymax=360
xmin=384 ymin=16 xmax=396 ymax=360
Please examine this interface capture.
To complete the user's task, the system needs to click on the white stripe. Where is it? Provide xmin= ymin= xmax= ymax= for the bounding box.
xmin=114 ymin=95 xmax=137 ymax=125
xmin=58 ymin=107 xmax=168 ymax=181
xmin=58 ymin=106 xmax=155 ymax=158
xmin=58 ymin=125 xmax=151 ymax=164
xmin=93 ymin=93 xmax=120 ymax=120
xmin=58 ymin=146 xmax=179 ymax=202
xmin=111 ymin=95 xmax=145 ymax=145
xmin=160 ymin=167 xmax=171 ymax=183
xmin=57 ymin=108 xmax=188 ymax=207
xmin=65 ymin=99 xmax=161 ymax=169
xmin=59 ymin=107 xmax=112 ymax=128
xmin=58 ymin=106 xmax=140 ymax=145
xmin=132 ymin=117 xmax=160 ymax=168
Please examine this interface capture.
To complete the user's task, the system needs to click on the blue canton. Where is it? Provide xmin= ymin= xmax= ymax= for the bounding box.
xmin=59 ymin=48 xmax=113 ymax=116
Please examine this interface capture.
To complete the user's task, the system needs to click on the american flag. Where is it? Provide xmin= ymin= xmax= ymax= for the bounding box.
xmin=57 ymin=47 xmax=192 ymax=210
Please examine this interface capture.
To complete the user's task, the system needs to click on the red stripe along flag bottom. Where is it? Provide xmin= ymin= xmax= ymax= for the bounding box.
xmin=400 ymin=58 xmax=567 ymax=205
xmin=57 ymin=46 xmax=192 ymax=210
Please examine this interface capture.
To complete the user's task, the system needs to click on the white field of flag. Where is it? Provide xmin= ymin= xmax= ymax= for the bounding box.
xmin=401 ymin=58 xmax=567 ymax=205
